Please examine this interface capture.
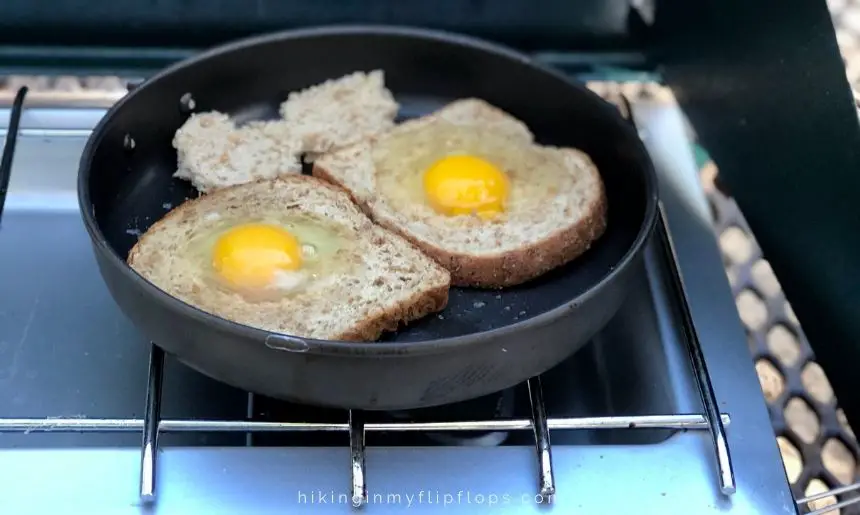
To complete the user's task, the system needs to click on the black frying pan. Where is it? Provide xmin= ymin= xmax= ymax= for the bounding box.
xmin=78 ymin=25 xmax=658 ymax=410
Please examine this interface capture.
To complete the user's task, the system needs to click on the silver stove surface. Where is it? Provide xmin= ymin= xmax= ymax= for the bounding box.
xmin=0 ymin=99 xmax=796 ymax=513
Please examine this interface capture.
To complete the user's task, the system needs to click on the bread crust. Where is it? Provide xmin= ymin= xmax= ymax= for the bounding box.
xmin=311 ymin=98 xmax=609 ymax=289
xmin=313 ymin=161 xmax=608 ymax=289
xmin=334 ymin=282 xmax=449 ymax=340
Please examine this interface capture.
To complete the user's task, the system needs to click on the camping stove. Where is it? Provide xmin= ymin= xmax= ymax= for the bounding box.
xmin=0 ymin=79 xmax=799 ymax=514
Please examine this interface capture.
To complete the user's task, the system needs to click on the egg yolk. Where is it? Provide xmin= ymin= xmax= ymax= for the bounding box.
xmin=422 ymin=155 xmax=509 ymax=219
xmin=212 ymin=224 xmax=302 ymax=289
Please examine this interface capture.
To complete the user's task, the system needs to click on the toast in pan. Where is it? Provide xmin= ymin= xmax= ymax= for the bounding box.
xmin=128 ymin=175 xmax=450 ymax=340
xmin=172 ymin=112 xmax=304 ymax=194
xmin=312 ymin=98 xmax=608 ymax=288
xmin=172 ymin=70 xmax=398 ymax=193
xmin=279 ymin=70 xmax=399 ymax=161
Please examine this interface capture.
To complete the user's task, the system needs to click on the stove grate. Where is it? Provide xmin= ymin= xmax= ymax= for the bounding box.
xmin=0 ymin=85 xmax=742 ymax=508
xmin=0 ymin=348 xmax=732 ymax=508
xmin=0 ymin=85 xmax=26 ymax=224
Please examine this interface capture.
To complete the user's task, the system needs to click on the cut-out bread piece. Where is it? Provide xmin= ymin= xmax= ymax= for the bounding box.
xmin=312 ymin=98 xmax=607 ymax=288
xmin=279 ymin=70 xmax=399 ymax=161
xmin=172 ymin=112 xmax=303 ymax=193
xmin=172 ymin=71 xmax=398 ymax=193
xmin=128 ymin=174 xmax=451 ymax=340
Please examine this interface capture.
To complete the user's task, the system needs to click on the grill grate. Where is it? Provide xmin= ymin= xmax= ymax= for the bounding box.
xmin=0 ymin=85 xmax=739 ymax=508
xmin=2 ymin=76 xmax=858 ymax=511
xmin=0 ymin=199 xmax=737 ymax=506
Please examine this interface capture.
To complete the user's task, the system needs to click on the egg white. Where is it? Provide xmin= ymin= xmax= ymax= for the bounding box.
xmin=372 ymin=120 xmax=571 ymax=227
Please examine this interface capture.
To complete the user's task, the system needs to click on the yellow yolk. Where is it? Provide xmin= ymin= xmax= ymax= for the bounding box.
xmin=212 ymin=224 xmax=302 ymax=289
xmin=422 ymin=155 xmax=510 ymax=219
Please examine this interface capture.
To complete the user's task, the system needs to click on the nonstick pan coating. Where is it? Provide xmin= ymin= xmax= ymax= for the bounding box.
xmin=79 ymin=26 xmax=658 ymax=409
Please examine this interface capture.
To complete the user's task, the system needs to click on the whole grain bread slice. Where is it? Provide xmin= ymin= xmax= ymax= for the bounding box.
xmin=172 ymin=70 xmax=399 ymax=193
xmin=312 ymin=98 xmax=608 ymax=288
xmin=128 ymin=174 xmax=451 ymax=341
xmin=172 ymin=112 xmax=303 ymax=194
xmin=279 ymin=70 xmax=399 ymax=161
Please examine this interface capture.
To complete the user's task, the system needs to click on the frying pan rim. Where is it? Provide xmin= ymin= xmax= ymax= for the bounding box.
xmin=77 ymin=23 xmax=660 ymax=357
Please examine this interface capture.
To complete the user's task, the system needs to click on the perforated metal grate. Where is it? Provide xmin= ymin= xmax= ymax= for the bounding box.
xmin=702 ymin=161 xmax=860 ymax=514
xmin=584 ymin=77 xmax=860 ymax=514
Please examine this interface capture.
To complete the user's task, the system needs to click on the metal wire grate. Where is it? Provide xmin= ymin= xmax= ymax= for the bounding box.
xmin=0 ymin=85 xmax=739 ymax=508
xmin=1 ymin=71 xmax=857 ymax=510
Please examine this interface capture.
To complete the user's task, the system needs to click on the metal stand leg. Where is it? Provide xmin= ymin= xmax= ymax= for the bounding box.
xmin=527 ymin=377 xmax=555 ymax=502
xmin=349 ymin=410 xmax=367 ymax=508
xmin=140 ymin=345 xmax=165 ymax=503
xmin=656 ymin=204 xmax=736 ymax=495
xmin=0 ymin=86 xmax=27 ymax=225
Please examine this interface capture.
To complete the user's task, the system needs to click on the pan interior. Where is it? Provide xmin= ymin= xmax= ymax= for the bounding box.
xmin=85 ymin=31 xmax=651 ymax=343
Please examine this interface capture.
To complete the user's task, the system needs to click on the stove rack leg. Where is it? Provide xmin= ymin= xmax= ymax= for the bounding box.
xmin=527 ymin=377 xmax=555 ymax=502
xmin=619 ymin=93 xmax=735 ymax=496
xmin=346 ymin=382 xmax=555 ymax=508
xmin=139 ymin=344 xmax=165 ymax=503
xmin=349 ymin=410 xmax=367 ymax=508
xmin=0 ymin=86 xmax=28 ymax=225
xmin=656 ymin=204 xmax=736 ymax=495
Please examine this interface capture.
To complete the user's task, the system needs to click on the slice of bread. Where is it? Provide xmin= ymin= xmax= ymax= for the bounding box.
xmin=312 ymin=98 xmax=608 ymax=288
xmin=173 ymin=112 xmax=303 ymax=193
xmin=128 ymin=175 xmax=451 ymax=340
xmin=403 ymin=98 xmax=535 ymax=143
xmin=279 ymin=70 xmax=399 ymax=161
xmin=172 ymin=71 xmax=398 ymax=193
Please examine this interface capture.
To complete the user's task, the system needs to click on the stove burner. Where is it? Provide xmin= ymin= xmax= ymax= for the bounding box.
xmin=0 ymin=89 xmax=780 ymax=510
xmin=386 ymin=388 xmax=516 ymax=446
xmin=251 ymin=387 xmax=518 ymax=447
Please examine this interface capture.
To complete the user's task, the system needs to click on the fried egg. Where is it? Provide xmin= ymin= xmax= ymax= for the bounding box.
xmin=372 ymin=120 xmax=568 ymax=227
xmin=422 ymin=154 xmax=510 ymax=220
xmin=185 ymin=212 xmax=356 ymax=302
